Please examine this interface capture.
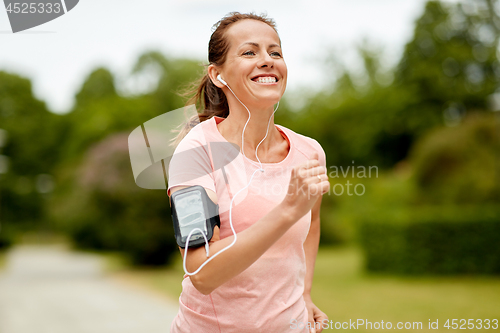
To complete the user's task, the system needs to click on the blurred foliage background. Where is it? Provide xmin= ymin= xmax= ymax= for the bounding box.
xmin=0 ymin=0 xmax=499 ymax=274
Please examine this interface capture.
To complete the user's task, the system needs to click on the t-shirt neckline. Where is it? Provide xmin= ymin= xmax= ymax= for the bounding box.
xmin=210 ymin=116 xmax=293 ymax=166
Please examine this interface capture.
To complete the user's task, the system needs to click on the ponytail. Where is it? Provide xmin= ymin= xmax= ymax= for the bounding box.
xmin=171 ymin=73 xmax=229 ymax=147
xmin=187 ymin=73 xmax=229 ymax=122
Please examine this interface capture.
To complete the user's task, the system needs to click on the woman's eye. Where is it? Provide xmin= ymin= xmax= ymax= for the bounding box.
xmin=243 ymin=51 xmax=255 ymax=56
xmin=270 ymin=51 xmax=282 ymax=57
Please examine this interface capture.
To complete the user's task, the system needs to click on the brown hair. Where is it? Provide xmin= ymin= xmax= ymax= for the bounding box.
xmin=188 ymin=12 xmax=278 ymax=122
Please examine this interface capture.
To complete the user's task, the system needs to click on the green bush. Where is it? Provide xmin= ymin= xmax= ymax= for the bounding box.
xmin=359 ymin=205 xmax=500 ymax=275
xmin=50 ymin=132 xmax=177 ymax=266
xmin=410 ymin=113 xmax=500 ymax=205
xmin=0 ymin=227 xmax=14 ymax=250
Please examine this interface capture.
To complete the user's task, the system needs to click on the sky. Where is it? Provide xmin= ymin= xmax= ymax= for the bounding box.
xmin=0 ymin=0 xmax=445 ymax=114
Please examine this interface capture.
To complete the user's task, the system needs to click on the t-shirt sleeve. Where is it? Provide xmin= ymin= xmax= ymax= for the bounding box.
xmin=318 ymin=141 xmax=327 ymax=169
xmin=310 ymin=138 xmax=327 ymax=169
xmin=167 ymin=128 xmax=215 ymax=196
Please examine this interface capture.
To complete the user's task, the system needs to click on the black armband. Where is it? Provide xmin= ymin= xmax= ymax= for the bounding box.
xmin=170 ymin=185 xmax=220 ymax=248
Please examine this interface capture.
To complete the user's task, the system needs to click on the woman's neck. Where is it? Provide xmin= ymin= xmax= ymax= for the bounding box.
xmin=217 ymin=103 xmax=281 ymax=159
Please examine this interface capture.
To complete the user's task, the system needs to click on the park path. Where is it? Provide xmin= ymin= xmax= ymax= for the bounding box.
xmin=0 ymin=244 xmax=178 ymax=333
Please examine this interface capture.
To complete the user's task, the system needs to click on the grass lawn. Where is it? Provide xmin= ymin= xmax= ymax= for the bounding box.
xmin=312 ymin=247 xmax=500 ymax=332
xmin=110 ymin=246 xmax=500 ymax=332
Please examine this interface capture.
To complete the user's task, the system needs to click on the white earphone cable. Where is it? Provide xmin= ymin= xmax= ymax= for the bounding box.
xmin=182 ymin=77 xmax=280 ymax=276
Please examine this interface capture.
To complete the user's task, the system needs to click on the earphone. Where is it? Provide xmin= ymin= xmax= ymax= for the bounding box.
xmin=215 ymin=74 xmax=279 ymax=168
xmin=182 ymin=74 xmax=280 ymax=276
xmin=217 ymin=74 xmax=227 ymax=86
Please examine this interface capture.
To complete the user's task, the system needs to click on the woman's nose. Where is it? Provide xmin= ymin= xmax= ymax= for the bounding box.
xmin=257 ymin=53 xmax=274 ymax=68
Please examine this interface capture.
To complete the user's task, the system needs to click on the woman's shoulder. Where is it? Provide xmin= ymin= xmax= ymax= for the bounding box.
xmin=277 ymin=124 xmax=324 ymax=152
xmin=175 ymin=117 xmax=218 ymax=150
xmin=277 ymin=124 xmax=326 ymax=166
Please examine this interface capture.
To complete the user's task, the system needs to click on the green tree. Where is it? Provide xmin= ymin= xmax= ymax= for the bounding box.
xmin=53 ymin=132 xmax=176 ymax=265
xmin=290 ymin=0 xmax=500 ymax=170
xmin=0 ymin=71 xmax=65 ymax=235
xmin=131 ymin=51 xmax=204 ymax=111
xmin=49 ymin=52 xmax=204 ymax=264
xmin=395 ymin=0 xmax=500 ymax=133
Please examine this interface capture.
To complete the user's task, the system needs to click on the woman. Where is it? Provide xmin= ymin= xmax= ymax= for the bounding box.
xmin=168 ymin=12 xmax=329 ymax=333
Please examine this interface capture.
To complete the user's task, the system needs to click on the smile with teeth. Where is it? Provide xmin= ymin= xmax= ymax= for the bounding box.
xmin=253 ymin=76 xmax=277 ymax=83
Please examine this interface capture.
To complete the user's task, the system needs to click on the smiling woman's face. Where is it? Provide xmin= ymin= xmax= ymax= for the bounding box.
xmin=218 ymin=19 xmax=287 ymax=109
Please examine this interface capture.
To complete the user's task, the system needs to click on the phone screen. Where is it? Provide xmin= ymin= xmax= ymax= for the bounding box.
xmin=175 ymin=191 xmax=207 ymax=240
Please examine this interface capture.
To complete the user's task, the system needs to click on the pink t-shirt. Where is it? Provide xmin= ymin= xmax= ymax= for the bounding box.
xmin=167 ymin=116 xmax=326 ymax=333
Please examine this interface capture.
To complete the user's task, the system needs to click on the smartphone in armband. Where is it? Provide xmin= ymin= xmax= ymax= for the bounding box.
xmin=170 ymin=185 xmax=220 ymax=248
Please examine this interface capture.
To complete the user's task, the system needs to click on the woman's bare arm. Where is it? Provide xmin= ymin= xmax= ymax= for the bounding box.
xmin=170 ymin=154 xmax=329 ymax=295
xmin=303 ymin=196 xmax=321 ymax=297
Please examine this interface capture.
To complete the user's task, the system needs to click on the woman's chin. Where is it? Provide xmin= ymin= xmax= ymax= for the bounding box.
xmin=249 ymin=101 xmax=281 ymax=111
xmin=252 ymin=94 xmax=283 ymax=108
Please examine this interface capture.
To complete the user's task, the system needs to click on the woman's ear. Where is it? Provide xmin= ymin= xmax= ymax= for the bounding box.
xmin=208 ymin=64 xmax=225 ymax=89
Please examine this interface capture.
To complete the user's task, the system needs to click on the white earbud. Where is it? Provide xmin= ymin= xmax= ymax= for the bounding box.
xmin=217 ymin=74 xmax=228 ymax=86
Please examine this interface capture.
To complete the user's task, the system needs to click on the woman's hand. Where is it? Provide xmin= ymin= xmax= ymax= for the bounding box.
xmin=304 ymin=295 xmax=328 ymax=333
xmin=282 ymin=151 xmax=329 ymax=222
